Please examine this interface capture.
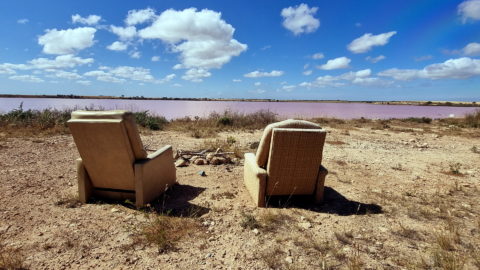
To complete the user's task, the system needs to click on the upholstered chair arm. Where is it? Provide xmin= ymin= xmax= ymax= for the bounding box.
xmin=244 ymin=153 xmax=268 ymax=207
xmin=134 ymin=145 xmax=176 ymax=207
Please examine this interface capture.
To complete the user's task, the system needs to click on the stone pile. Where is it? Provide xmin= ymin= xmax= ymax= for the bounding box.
xmin=174 ymin=148 xmax=239 ymax=167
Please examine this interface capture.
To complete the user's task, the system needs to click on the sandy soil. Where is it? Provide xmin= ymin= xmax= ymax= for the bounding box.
xmin=0 ymin=123 xmax=479 ymax=269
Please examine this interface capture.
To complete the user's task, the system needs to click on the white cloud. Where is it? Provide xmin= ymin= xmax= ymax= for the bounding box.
xmin=355 ymin=22 xmax=362 ymax=27
xmin=138 ymin=8 xmax=247 ymax=70
xmin=463 ymin=42 xmax=480 ymax=56
xmin=244 ymin=70 xmax=284 ymax=78
xmin=172 ymin=83 xmax=182 ymax=87
xmin=254 ymin=82 xmax=261 ymax=86
xmin=0 ymin=64 xmax=17 ymax=74
xmin=38 ymin=27 xmax=96 ymax=55
xmin=151 ymin=56 xmax=160 ymax=62
xmin=71 ymin=14 xmax=101 ymax=25
xmin=299 ymin=68 xmax=390 ymax=88
xmin=347 ymin=31 xmax=396 ymax=54
xmin=76 ymin=80 xmax=91 ymax=85
xmin=318 ymin=57 xmax=351 ymax=70
xmin=129 ymin=51 xmax=141 ymax=59
xmin=365 ymin=55 xmax=385 ymax=63
xmin=110 ymin=25 xmax=137 ymax=40
xmin=303 ymin=70 xmax=312 ymax=75
xmin=29 ymin=54 xmax=94 ymax=69
xmin=458 ymin=0 xmax=480 ymax=22
xmin=311 ymin=53 xmax=324 ymax=60
xmin=232 ymin=79 xmax=242 ymax=82
xmin=281 ymin=4 xmax=320 ymax=35
xmin=282 ymin=85 xmax=296 ymax=91
xmin=17 ymin=18 xmax=29 ymax=24
xmin=181 ymin=68 xmax=211 ymax=82
xmin=107 ymin=41 xmax=128 ymax=51
xmin=49 ymin=70 xmax=82 ymax=80
xmin=84 ymin=66 xmax=159 ymax=83
xmin=378 ymin=57 xmax=480 ymax=80
xmin=9 ymin=75 xmax=44 ymax=83
xmin=158 ymin=73 xmax=176 ymax=83
xmin=249 ymin=89 xmax=266 ymax=94
xmin=125 ymin=8 xmax=156 ymax=25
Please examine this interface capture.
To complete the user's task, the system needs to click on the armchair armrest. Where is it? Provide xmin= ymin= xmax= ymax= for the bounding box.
xmin=244 ymin=153 xmax=268 ymax=207
xmin=134 ymin=145 xmax=176 ymax=207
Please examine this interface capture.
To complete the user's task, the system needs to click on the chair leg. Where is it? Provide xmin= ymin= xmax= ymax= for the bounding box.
xmin=314 ymin=165 xmax=328 ymax=204
xmin=76 ymin=159 xmax=92 ymax=203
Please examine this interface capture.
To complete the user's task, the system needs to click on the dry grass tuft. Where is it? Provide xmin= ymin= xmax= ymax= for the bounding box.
xmin=0 ymin=242 xmax=27 ymax=270
xmin=334 ymin=230 xmax=354 ymax=245
xmin=240 ymin=212 xmax=260 ymax=230
xmin=258 ymin=210 xmax=294 ymax=232
xmin=137 ymin=215 xmax=200 ymax=253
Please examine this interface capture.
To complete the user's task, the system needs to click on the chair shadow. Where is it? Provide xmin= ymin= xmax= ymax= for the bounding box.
xmin=266 ymin=187 xmax=383 ymax=216
xmin=149 ymin=184 xmax=210 ymax=217
xmin=89 ymin=184 xmax=210 ymax=217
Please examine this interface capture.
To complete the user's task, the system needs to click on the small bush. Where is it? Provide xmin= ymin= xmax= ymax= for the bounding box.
xmin=133 ymin=111 xmax=168 ymax=131
xmin=402 ymin=117 xmax=432 ymax=124
xmin=464 ymin=109 xmax=480 ymax=128
xmin=240 ymin=213 xmax=260 ymax=229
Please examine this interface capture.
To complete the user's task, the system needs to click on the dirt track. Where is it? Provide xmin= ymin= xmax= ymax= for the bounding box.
xmin=0 ymin=123 xmax=479 ymax=269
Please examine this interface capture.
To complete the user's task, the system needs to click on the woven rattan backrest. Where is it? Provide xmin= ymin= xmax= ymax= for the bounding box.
xmin=256 ymin=119 xmax=321 ymax=168
xmin=266 ymin=128 xmax=326 ymax=195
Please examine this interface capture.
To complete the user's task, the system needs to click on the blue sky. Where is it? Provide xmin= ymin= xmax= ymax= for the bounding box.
xmin=0 ymin=0 xmax=479 ymax=101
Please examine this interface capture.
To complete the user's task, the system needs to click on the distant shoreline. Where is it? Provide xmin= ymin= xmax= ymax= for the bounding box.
xmin=0 ymin=94 xmax=478 ymax=107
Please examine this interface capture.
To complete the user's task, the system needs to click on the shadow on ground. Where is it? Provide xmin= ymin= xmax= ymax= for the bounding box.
xmin=87 ymin=184 xmax=210 ymax=217
xmin=266 ymin=187 xmax=383 ymax=216
xmin=150 ymin=184 xmax=209 ymax=217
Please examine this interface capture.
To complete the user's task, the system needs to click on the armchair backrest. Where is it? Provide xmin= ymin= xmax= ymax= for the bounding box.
xmin=67 ymin=110 xmax=147 ymax=191
xmin=266 ymin=128 xmax=326 ymax=195
xmin=255 ymin=119 xmax=322 ymax=167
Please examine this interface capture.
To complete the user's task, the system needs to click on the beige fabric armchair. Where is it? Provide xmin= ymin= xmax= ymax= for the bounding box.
xmin=244 ymin=119 xmax=328 ymax=207
xmin=67 ymin=110 xmax=176 ymax=207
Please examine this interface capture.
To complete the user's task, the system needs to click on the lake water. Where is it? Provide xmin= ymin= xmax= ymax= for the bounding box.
xmin=0 ymin=97 xmax=477 ymax=120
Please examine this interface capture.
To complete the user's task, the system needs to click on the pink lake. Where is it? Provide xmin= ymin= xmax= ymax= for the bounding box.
xmin=0 ymin=98 xmax=478 ymax=120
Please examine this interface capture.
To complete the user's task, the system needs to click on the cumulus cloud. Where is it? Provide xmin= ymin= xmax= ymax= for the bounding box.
xmin=129 ymin=51 xmax=141 ymax=59
xmin=76 ymin=80 xmax=91 ymax=85
xmin=71 ymin=14 xmax=101 ymax=25
xmin=365 ymin=55 xmax=386 ymax=63
xmin=311 ymin=53 xmax=324 ymax=59
xmin=38 ymin=27 xmax=96 ymax=55
xmin=9 ymin=75 xmax=44 ymax=83
xmin=254 ymin=82 xmax=261 ymax=86
xmin=232 ymin=79 xmax=242 ymax=82
xmin=281 ymin=3 xmax=320 ymax=35
xmin=159 ymin=73 xmax=176 ymax=83
xmin=107 ymin=41 xmax=128 ymax=51
xmin=17 ymin=18 xmax=29 ymax=24
xmin=463 ymin=42 xmax=480 ymax=56
xmin=151 ymin=56 xmax=160 ymax=62
xmin=378 ymin=57 xmax=480 ymax=80
xmin=303 ymin=70 xmax=312 ymax=76
xmin=47 ymin=70 xmax=82 ymax=80
xmin=110 ymin=25 xmax=137 ymax=40
xmin=347 ymin=31 xmax=396 ymax=54
xmin=84 ymin=65 xmax=161 ymax=83
xmin=300 ymin=68 xmax=390 ymax=88
xmin=181 ymin=68 xmax=211 ymax=82
xmin=458 ymin=0 xmax=480 ymax=22
xmin=125 ymin=8 xmax=156 ymax=25
xmin=29 ymin=54 xmax=94 ymax=69
xmin=244 ymin=70 xmax=284 ymax=78
xmin=282 ymin=85 xmax=296 ymax=91
xmin=318 ymin=57 xmax=351 ymax=70
xmin=138 ymin=8 xmax=247 ymax=71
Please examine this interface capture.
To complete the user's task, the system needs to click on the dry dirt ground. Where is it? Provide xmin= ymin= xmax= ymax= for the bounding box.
xmin=0 ymin=123 xmax=479 ymax=269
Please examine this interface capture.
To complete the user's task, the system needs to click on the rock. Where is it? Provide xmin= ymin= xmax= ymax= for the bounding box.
xmin=231 ymin=158 xmax=240 ymax=165
xmin=175 ymin=158 xmax=188 ymax=167
xmin=252 ymin=228 xmax=259 ymax=235
xmin=194 ymin=158 xmax=207 ymax=165
xmin=409 ymin=139 xmax=416 ymax=143
xmin=299 ymin=222 xmax=312 ymax=229
xmin=206 ymin=153 xmax=215 ymax=161
xmin=211 ymin=157 xmax=226 ymax=165
xmin=285 ymin=256 xmax=293 ymax=264
xmin=111 ymin=208 xmax=120 ymax=213
xmin=197 ymin=170 xmax=207 ymax=176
